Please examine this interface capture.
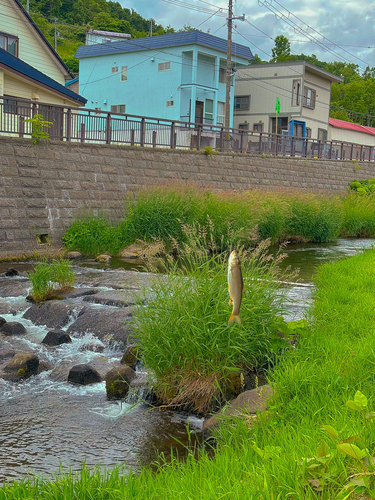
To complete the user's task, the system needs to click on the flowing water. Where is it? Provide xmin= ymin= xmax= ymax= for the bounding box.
xmin=0 ymin=238 xmax=374 ymax=484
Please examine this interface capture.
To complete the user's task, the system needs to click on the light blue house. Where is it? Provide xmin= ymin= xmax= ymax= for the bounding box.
xmin=75 ymin=30 xmax=253 ymax=127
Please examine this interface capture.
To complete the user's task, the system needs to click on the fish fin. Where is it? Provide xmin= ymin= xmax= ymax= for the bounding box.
xmin=228 ymin=297 xmax=233 ymax=305
xmin=228 ymin=314 xmax=241 ymax=326
xmin=228 ymin=284 xmax=231 ymax=293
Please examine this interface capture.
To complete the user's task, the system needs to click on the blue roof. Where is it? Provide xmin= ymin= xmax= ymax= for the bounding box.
xmin=66 ymin=77 xmax=79 ymax=86
xmin=0 ymin=49 xmax=87 ymax=105
xmin=75 ymin=30 xmax=253 ymax=61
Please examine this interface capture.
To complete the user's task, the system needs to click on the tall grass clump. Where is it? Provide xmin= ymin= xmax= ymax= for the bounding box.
xmin=340 ymin=191 xmax=375 ymax=237
xmin=28 ymin=258 xmax=75 ymax=302
xmin=62 ymin=217 xmax=123 ymax=255
xmin=133 ymin=222 xmax=293 ymax=414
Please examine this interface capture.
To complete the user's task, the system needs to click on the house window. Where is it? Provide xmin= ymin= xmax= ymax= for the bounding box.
xmin=111 ymin=104 xmax=126 ymax=114
xmin=219 ymin=67 xmax=226 ymax=83
xmin=166 ymin=100 xmax=174 ymax=107
xmin=3 ymin=96 xmax=30 ymax=116
xmin=239 ymin=123 xmax=249 ymax=131
xmin=204 ymin=99 xmax=214 ymax=124
xmin=0 ymin=32 xmax=18 ymax=56
xmin=234 ymin=95 xmax=250 ymax=111
xmin=253 ymin=123 xmax=263 ymax=132
xmin=94 ymin=107 xmax=102 ymax=114
xmin=303 ymin=87 xmax=316 ymax=109
xmin=318 ymin=128 xmax=327 ymax=141
xmin=292 ymin=79 xmax=301 ymax=106
xmin=112 ymin=66 xmax=118 ymax=73
xmin=217 ymin=101 xmax=225 ymax=125
xmin=306 ymin=127 xmax=312 ymax=138
xmin=121 ymin=66 xmax=128 ymax=81
xmin=158 ymin=61 xmax=171 ymax=71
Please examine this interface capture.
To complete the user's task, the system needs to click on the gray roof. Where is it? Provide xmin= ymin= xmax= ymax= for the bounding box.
xmin=75 ymin=30 xmax=253 ymax=61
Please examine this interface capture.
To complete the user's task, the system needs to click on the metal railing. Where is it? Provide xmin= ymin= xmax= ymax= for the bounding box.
xmin=1 ymin=96 xmax=374 ymax=162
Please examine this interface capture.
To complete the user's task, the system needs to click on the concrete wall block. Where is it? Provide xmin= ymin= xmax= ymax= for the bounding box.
xmin=0 ymin=208 xmax=10 ymax=217
xmin=28 ymin=219 xmax=51 ymax=230
xmin=0 ymin=219 xmax=20 ymax=229
xmin=20 ymin=178 xmax=44 ymax=188
xmin=26 ymin=208 xmax=49 ymax=219
xmin=0 ymin=197 xmax=17 ymax=207
xmin=24 ymin=198 xmax=47 ymax=208
xmin=13 ymin=146 xmax=37 ymax=157
xmin=22 ymin=188 xmax=46 ymax=198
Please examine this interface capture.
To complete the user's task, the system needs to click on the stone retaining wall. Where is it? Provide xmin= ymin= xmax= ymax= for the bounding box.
xmin=0 ymin=136 xmax=373 ymax=255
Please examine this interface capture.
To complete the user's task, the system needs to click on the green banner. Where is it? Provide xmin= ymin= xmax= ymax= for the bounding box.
xmin=276 ymin=97 xmax=280 ymax=115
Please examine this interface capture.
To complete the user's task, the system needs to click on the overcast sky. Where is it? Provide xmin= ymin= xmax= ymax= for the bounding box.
xmin=119 ymin=0 xmax=375 ymax=72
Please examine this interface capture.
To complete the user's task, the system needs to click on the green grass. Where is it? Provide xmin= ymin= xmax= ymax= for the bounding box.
xmin=28 ymin=258 xmax=75 ymax=302
xmin=133 ymin=231 xmax=292 ymax=413
xmin=5 ymin=248 xmax=375 ymax=497
xmin=62 ymin=184 xmax=375 ymax=257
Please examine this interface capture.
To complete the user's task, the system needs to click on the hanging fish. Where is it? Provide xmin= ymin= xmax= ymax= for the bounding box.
xmin=228 ymin=250 xmax=244 ymax=326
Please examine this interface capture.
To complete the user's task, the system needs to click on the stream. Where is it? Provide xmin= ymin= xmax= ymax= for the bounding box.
xmin=0 ymin=238 xmax=374 ymax=484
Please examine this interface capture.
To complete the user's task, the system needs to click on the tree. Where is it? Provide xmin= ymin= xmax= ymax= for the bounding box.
xmin=271 ymin=35 xmax=291 ymax=62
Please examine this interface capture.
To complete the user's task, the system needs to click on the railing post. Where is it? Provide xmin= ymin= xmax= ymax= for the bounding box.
xmin=259 ymin=132 xmax=262 ymax=154
xmin=350 ymin=143 xmax=354 ymax=160
xmin=18 ymin=116 xmax=24 ymax=138
xmin=340 ymin=142 xmax=344 ymax=160
xmin=196 ymin=126 xmax=201 ymax=151
xmin=304 ymin=138 xmax=308 ymax=157
xmin=240 ymin=130 xmax=244 ymax=153
xmin=291 ymin=137 xmax=295 ymax=156
xmin=106 ymin=114 xmax=111 ymax=144
xmin=360 ymin=145 xmax=363 ymax=161
xmin=66 ymin=108 xmax=71 ymax=141
xmin=370 ymin=147 xmax=373 ymax=162
xmin=220 ymin=127 xmax=224 ymax=152
xmin=130 ymin=129 xmax=135 ymax=146
xmin=140 ymin=118 xmax=145 ymax=147
xmin=170 ymin=121 xmax=176 ymax=149
xmin=152 ymin=130 xmax=157 ymax=148
xmin=80 ymin=123 xmax=85 ymax=143
xmin=318 ymin=140 xmax=322 ymax=158
xmin=329 ymin=141 xmax=333 ymax=160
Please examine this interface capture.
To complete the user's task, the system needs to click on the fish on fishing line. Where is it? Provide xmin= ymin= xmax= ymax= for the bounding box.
xmin=228 ymin=250 xmax=245 ymax=326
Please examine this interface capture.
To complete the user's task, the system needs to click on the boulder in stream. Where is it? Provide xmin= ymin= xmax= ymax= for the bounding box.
xmin=23 ymin=301 xmax=85 ymax=329
xmin=0 ymin=321 xmax=27 ymax=336
xmin=0 ymin=317 xmax=6 ymax=327
xmin=105 ymin=365 xmax=136 ymax=400
xmin=42 ymin=329 xmax=72 ymax=346
xmin=120 ymin=344 xmax=140 ymax=370
xmin=4 ymin=352 xmax=39 ymax=380
xmin=68 ymin=364 xmax=102 ymax=385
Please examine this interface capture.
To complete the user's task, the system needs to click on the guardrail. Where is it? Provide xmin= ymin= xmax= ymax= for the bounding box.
xmin=1 ymin=96 xmax=374 ymax=162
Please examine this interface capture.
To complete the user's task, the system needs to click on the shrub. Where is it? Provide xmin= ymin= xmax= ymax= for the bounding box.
xmin=28 ymin=259 xmax=75 ymax=302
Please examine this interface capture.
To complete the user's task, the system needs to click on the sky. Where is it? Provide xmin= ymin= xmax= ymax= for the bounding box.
xmin=119 ymin=0 xmax=375 ymax=72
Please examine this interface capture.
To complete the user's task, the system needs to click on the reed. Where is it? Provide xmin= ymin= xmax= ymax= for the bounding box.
xmin=28 ymin=258 xmax=75 ymax=302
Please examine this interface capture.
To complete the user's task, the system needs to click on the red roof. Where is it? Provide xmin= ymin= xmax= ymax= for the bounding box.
xmin=329 ymin=118 xmax=375 ymax=136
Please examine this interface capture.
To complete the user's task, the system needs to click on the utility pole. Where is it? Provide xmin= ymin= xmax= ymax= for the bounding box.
xmin=224 ymin=2 xmax=245 ymax=149
xmin=54 ymin=18 xmax=58 ymax=51
xmin=26 ymin=0 xmax=29 ymax=13
xmin=149 ymin=18 xmax=153 ymax=37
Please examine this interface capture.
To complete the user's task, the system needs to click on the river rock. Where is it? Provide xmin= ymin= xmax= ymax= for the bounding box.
xmin=202 ymin=385 xmax=274 ymax=438
xmin=0 ymin=279 xmax=30 ymax=298
xmin=105 ymin=365 xmax=136 ymax=400
xmin=4 ymin=352 xmax=39 ymax=379
xmin=5 ymin=268 xmax=19 ymax=276
xmin=0 ymin=317 xmax=6 ymax=327
xmin=120 ymin=242 xmax=147 ymax=259
xmin=68 ymin=364 xmax=102 ymax=385
xmin=23 ymin=301 xmax=85 ymax=329
xmin=67 ymin=307 xmax=134 ymax=345
xmin=42 ymin=329 xmax=72 ymax=346
xmin=121 ymin=344 xmax=140 ymax=369
xmin=0 ymin=321 xmax=27 ymax=336
xmin=65 ymin=251 xmax=82 ymax=260
xmin=96 ymin=254 xmax=111 ymax=264
xmin=82 ymin=290 xmax=140 ymax=308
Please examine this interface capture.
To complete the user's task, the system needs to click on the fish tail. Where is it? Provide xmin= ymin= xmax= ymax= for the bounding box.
xmin=228 ymin=314 xmax=241 ymax=326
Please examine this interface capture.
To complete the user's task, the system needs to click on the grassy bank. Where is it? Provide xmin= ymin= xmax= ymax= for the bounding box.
xmin=3 ymin=248 xmax=375 ymax=497
xmin=62 ymin=184 xmax=375 ymax=256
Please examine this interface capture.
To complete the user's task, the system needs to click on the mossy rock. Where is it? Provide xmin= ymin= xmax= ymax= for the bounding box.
xmin=105 ymin=365 xmax=136 ymax=400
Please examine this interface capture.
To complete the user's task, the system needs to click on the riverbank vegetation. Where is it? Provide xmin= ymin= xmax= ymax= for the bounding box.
xmin=63 ymin=183 xmax=375 ymax=256
xmin=28 ymin=258 xmax=75 ymax=302
xmin=3 ymin=244 xmax=375 ymax=497
xmin=133 ymin=224 xmax=297 ymax=413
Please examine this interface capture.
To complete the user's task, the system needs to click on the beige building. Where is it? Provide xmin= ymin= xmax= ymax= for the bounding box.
xmin=234 ymin=61 xmax=342 ymax=141
xmin=328 ymin=118 xmax=375 ymax=147
xmin=0 ymin=0 xmax=86 ymax=116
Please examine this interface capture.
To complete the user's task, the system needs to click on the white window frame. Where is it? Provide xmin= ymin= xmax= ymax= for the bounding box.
xmin=217 ymin=101 xmax=225 ymax=125
xmin=204 ymin=98 xmax=214 ymax=124
xmin=0 ymin=32 xmax=18 ymax=56
xmin=303 ymin=87 xmax=316 ymax=109
xmin=121 ymin=66 xmax=128 ymax=82
xmin=158 ymin=61 xmax=171 ymax=71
